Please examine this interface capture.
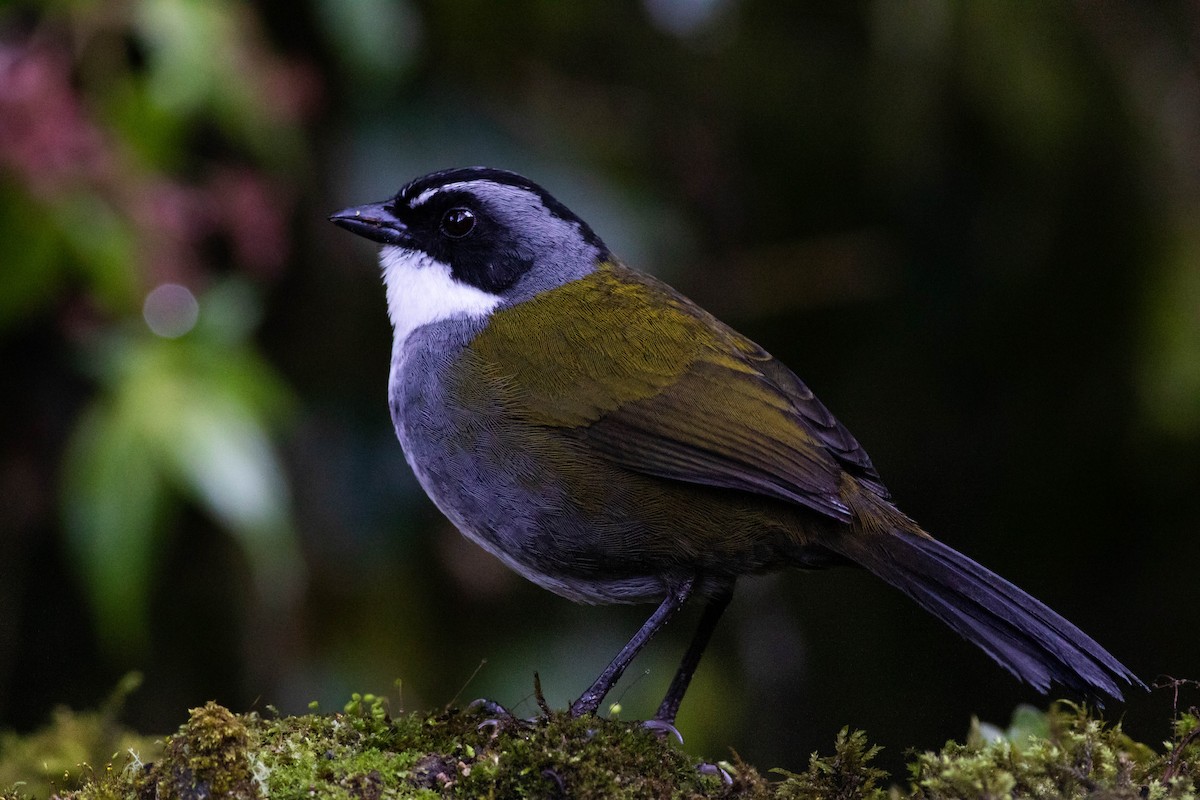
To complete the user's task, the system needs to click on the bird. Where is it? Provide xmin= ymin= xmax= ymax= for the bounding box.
xmin=329 ymin=166 xmax=1142 ymax=726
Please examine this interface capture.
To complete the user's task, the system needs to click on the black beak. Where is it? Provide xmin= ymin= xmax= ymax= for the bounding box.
xmin=328 ymin=201 xmax=409 ymax=245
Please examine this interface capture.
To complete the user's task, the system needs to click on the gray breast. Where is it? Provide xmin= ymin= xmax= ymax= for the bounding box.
xmin=387 ymin=317 xmax=667 ymax=604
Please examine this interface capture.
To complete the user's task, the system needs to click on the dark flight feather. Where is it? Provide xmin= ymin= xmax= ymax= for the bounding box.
xmin=831 ymin=529 xmax=1143 ymax=701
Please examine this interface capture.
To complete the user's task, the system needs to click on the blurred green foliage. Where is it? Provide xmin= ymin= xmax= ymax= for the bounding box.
xmin=0 ymin=0 xmax=308 ymax=656
xmin=0 ymin=674 xmax=157 ymax=799
xmin=0 ymin=0 xmax=1197 ymax=781
xmin=62 ymin=282 xmax=300 ymax=654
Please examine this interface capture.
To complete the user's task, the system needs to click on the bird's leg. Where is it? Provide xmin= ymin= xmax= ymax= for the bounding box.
xmin=653 ymin=585 xmax=733 ymax=726
xmin=569 ymin=577 xmax=695 ymax=718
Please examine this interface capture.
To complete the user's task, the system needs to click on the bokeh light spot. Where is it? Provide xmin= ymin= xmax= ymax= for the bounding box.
xmin=143 ymin=283 xmax=199 ymax=338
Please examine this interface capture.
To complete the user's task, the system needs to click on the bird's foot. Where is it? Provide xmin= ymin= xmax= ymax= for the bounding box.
xmin=466 ymin=697 xmax=514 ymax=719
xmin=697 ymin=761 xmax=733 ymax=785
xmin=567 ymin=691 xmax=600 ymax=719
xmin=641 ymin=718 xmax=684 ymax=744
xmin=641 ymin=720 xmax=731 ymax=783
xmin=468 ymin=671 xmax=555 ymax=731
xmin=466 ymin=698 xmax=535 ymax=733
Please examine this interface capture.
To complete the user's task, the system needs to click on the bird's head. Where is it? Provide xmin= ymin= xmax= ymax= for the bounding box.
xmin=330 ymin=167 xmax=611 ymax=341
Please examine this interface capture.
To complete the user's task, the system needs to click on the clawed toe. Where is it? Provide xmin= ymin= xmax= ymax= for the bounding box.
xmin=641 ymin=718 xmax=684 ymax=744
xmin=466 ymin=698 xmax=514 ymax=718
xmin=467 ymin=698 xmax=526 ymax=732
xmin=697 ymin=761 xmax=733 ymax=784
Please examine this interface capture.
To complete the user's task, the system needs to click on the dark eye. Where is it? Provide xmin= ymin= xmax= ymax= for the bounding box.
xmin=440 ymin=207 xmax=476 ymax=238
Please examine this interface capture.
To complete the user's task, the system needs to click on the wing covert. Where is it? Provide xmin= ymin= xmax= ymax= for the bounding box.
xmin=469 ymin=263 xmax=890 ymax=523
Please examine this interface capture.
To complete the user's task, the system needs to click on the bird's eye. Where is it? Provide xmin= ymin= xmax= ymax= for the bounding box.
xmin=440 ymin=207 xmax=476 ymax=238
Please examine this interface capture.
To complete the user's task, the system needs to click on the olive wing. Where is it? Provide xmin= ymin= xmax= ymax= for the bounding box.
xmin=472 ymin=263 xmax=888 ymax=524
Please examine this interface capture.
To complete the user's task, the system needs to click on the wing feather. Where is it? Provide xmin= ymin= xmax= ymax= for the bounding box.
xmin=471 ymin=263 xmax=888 ymax=523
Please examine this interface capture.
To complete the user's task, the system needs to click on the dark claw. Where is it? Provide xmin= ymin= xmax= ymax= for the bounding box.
xmin=468 ymin=698 xmax=517 ymax=734
xmin=466 ymin=698 xmax=514 ymax=719
xmin=542 ymin=768 xmax=567 ymax=798
xmin=641 ymin=719 xmax=684 ymax=744
xmin=467 ymin=697 xmax=539 ymax=731
xmin=697 ymin=762 xmax=733 ymax=784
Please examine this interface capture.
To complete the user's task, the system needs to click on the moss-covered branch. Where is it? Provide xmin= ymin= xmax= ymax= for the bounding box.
xmin=1 ymin=689 xmax=1196 ymax=799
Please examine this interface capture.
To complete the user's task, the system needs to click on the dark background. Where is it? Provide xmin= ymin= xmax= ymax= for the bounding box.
xmin=1 ymin=0 xmax=1197 ymax=777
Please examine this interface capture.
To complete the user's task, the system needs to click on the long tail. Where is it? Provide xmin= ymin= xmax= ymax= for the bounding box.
xmin=834 ymin=529 xmax=1143 ymax=703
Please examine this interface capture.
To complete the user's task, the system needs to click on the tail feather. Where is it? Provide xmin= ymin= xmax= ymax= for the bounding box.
xmin=836 ymin=530 xmax=1143 ymax=703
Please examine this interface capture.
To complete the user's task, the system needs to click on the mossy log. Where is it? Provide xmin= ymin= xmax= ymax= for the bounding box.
xmin=1 ymin=692 xmax=1197 ymax=800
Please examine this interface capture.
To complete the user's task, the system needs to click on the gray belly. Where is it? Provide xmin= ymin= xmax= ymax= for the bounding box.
xmin=388 ymin=323 xmax=672 ymax=604
xmin=386 ymin=319 xmax=816 ymax=605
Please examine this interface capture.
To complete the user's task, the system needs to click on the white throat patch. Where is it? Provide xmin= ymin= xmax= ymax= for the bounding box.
xmin=379 ymin=246 xmax=501 ymax=346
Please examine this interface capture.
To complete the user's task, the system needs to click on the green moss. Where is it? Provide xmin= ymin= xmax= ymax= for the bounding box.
xmin=154 ymin=702 xmax=258 ymax=800
xmin=2 ymin=696 xmax=1197 ymax=799
xmin=772 ymin=727 xmax=888 ymax=800
xmin=909 ymin=702 xmax=1190 ymax=800
xmin=0 ymin=673 xmax=159 ymax=800
xmin=257 ymin=703 xmax=732 ymax=798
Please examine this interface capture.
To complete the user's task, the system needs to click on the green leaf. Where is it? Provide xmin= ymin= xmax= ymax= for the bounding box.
xmin=61 ymin=283 xmax=303 ymax=653
xmin=62 ymin=396 xmax=169 ymax=653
